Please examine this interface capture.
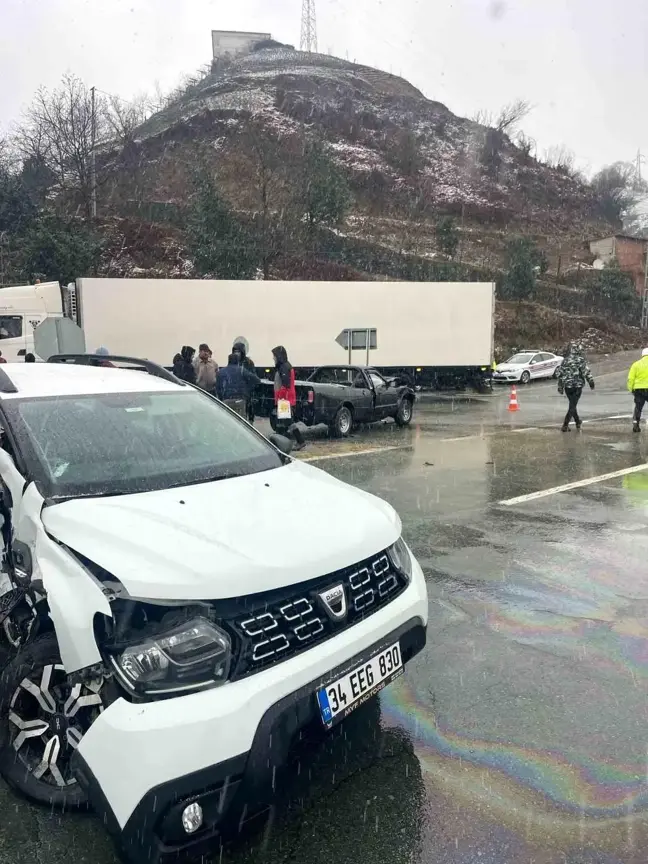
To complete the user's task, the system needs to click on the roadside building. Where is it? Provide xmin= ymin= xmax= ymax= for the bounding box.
xmin=212 ymin=30 xmax=272 ymax=61
xmin=589 ymin=234 xmax=647 ymax=295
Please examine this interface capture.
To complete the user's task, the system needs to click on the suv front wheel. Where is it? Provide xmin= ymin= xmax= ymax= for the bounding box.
xmin=0 ymin=633 xmax=105 ymax=807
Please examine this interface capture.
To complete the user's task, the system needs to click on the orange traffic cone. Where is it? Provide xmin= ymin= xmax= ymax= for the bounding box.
xmin=508 ymin=385 xmax=520 ymax=412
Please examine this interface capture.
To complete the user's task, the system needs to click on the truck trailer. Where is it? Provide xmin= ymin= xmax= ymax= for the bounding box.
xmin=0 ymin=278 xmax=495 ymax=390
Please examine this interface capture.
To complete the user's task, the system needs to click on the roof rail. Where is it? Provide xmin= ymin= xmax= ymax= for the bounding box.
xmin=0 ymin=368 xmax=18 ymax=394
xmin=47 ymin=354 xmax=182 ymax=385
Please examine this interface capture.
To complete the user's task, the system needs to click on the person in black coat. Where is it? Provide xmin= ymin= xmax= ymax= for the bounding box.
xmin=233 ymin=341 xmax=257 ymax=422
xmin=216 ymin=353 xmax=261 ymax=417
xmin=172 ymin=346 xmax=197 ymax=384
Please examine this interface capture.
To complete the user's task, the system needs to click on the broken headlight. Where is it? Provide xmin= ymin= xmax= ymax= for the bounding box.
xmin=388 ymin=536 xmax=413 ymax=581
xmin=109 ymin=617 xmax=231 ymax=697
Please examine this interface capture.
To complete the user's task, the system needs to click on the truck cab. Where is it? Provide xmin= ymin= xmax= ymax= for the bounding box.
xmin=0 ymin=282 xmax=64 ymax=362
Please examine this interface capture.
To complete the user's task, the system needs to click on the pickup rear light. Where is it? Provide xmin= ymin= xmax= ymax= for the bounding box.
xmin=307 ymin=390 xmax=314 ymax=403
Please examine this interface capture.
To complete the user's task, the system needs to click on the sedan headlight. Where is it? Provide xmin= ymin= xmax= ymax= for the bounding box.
xmin=111 ymin=617 xmax=231 ymax=696
xmin=388 ymin=536 xmax=413 ymax=581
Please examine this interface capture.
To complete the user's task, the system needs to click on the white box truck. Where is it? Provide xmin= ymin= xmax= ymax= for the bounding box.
xmin=0 ymin=278 xmax=495 ymax=390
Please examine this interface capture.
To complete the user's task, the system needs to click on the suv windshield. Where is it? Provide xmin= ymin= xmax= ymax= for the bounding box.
xmin=7 ymin=389 xmax=284 ymax=499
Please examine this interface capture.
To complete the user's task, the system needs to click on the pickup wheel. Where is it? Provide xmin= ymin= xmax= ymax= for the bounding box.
xmin=395 ymin=397 xmax=414 ymax=427
xmin=330 ymin=405 xmax=353 ymax=438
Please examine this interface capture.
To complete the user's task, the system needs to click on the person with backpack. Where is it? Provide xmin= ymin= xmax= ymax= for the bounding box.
xmin=216 ymin=353 xmax=261 ymax=417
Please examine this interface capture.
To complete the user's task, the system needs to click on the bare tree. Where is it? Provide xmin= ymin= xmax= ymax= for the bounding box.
xmin=543 ymin=145 xmax=579 ymax=178
xmin=234 ymin=118 xmax=293 ymax=279
xmin=103 ymin=93 xmax=152 ymax=146
xmin=516 ymin=131 xmax=536 ymax=159
xmin=591 ymin=161 xmax=645 ymax=223
xmin=495 ymin=99 xmax=531 ymax=135
xmin=15 ymin=74 xmax=106 ymax=217
xmin=471 ymin=109 xmax=494 ymax=128
xmin=472 ymin=100 xmax=531 ymax=136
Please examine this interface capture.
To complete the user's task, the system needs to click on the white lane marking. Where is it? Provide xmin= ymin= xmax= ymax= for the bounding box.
xmin=499 ymin=463 xmax=648 ymax=506
xmin=299 ymin=445 xmax=410 ymax=463
xmin=582 ymin=415 xmax=632 ymax=423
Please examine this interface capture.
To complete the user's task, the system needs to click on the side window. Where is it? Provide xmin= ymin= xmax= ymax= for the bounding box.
xmin=316 ymin=369 xmax=336 ymax=384
xmin=0 ymin=316 xmax=23 ymax=340
xmin=530 ymin=354 xmax=542 ymax=365
xmin=368 ymin=371 xmax=386 ymax=389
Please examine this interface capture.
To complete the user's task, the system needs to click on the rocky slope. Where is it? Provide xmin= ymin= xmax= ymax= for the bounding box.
xmin=95 ymin=46 xmax=639 ymax=351
xmin=106 ymin=46 xmax=612 ymax=239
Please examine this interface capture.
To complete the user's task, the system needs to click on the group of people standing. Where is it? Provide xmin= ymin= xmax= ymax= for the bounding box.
xmin=172 ymin=341 xmax=306 ymax=449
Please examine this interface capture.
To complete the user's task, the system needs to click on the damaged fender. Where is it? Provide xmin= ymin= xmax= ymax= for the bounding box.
xmin=36 ymin=530 xmax=112 ymax=673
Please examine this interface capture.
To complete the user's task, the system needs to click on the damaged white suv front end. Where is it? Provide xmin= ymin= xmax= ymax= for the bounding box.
xmin=0 ymin=357 xmax=428 ymax=863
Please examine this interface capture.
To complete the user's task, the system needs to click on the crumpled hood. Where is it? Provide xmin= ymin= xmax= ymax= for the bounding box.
xmin=41 ymin=461 xmax=401 ymax=600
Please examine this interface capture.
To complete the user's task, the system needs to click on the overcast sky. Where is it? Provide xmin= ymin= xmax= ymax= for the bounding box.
xmin=1 ymin=0 xmax=646 ymax=174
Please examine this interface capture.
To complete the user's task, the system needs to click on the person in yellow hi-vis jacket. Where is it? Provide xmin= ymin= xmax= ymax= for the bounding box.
xmin=627 ymin=348 xmax=648 ymax=432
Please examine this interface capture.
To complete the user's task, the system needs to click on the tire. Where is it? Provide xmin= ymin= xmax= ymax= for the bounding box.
xmin=395 ymin=398 xmax=414 ymax=427
xmin=330 ymin=405 xmax=353 ymax=438
xmin=0 ymin=633 xmax=105 ymax=808
xmin=520 ymin=371 xmax=531 ymax=385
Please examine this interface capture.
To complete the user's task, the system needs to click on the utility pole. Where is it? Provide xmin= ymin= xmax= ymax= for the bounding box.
xmin=90 ymin=85 xmax=97 ymax=218
xmin=300 ymin=0 xmax=318 ymax=52
xmin=636 ymin=149 xmax=644 ymax=187
xmin=642 ymin=241 xmax=648 ymax=329
xmin=0 ymin=231 xmax=6 ymax=288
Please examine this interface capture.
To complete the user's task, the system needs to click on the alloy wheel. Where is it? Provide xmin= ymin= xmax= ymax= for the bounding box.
xmin=8 ymin=664 xmax=103 ymax=788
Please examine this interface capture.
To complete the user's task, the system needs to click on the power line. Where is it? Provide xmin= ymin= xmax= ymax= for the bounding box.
xmin=300 ymin=0 xmax=318 ymax=52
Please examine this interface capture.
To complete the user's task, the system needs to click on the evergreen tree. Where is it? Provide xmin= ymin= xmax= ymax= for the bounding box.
xmin=187 ymin=175 xmax=260 ymax=279
xmin=435 ymin=216 xmax=459 ymax=258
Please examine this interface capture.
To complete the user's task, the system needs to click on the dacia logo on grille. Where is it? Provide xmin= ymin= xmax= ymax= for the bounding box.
xmin=318 ymin=583 xmax=347 ymax=621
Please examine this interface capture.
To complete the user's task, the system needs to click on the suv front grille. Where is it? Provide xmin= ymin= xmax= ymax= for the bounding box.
xmin=225 ymin=550 xmax=408 ymax=680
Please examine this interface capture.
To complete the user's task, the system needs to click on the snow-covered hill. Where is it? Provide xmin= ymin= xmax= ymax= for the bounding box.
xmin=118 ymin=46 xmax=613 ymax=238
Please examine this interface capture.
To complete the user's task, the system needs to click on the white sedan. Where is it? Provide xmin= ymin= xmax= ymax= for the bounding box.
xmin=493 ymin=351 xmax=563 ymax=384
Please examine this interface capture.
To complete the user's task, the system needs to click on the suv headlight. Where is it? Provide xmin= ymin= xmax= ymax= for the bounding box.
xmin=388 ymin=536 xmax=412 ymax=581
xmin=110 ymin=617 xmax=231 ymax=696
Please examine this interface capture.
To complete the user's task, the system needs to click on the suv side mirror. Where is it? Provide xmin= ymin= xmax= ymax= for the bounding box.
xmin=268 ymin=433 xmax=294 ymax=455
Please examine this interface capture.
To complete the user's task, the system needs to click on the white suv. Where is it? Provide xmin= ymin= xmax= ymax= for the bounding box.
xmin=0 ymin=356 xmax=428 ymax=863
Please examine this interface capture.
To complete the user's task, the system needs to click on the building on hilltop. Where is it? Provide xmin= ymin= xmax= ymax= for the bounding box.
xmin=212 ymin=30 xmax=272 ymax=60
xmin=589 ymin=234 xmax=647 ymax=295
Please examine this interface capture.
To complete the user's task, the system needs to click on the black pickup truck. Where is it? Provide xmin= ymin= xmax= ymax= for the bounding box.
xmin=255 ymin=365 xmax=415 ymax=437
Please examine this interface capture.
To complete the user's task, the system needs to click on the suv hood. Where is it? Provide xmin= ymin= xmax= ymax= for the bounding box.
xmin=41 ymin=461 xmax=401 ymax=600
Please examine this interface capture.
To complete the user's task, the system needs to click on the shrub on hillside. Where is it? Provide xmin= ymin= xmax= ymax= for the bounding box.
xmin=435 ymin=216 xmax=459 ymax=258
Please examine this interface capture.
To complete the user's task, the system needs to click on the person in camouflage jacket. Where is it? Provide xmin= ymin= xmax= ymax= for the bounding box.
xmin=557 ymin=342 xmax=594 ymax=431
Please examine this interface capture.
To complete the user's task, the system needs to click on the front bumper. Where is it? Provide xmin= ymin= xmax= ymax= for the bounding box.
xmin=72 ymin=561 xmax=428 ymax=863
xmin=492 ymin=372 xmax=521 ymax=382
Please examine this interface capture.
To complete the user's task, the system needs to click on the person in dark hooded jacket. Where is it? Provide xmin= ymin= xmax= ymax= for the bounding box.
xmin=233 ymin=341 xmax=256 ymax=422
xmin=216 ymin=354 xmax=261 ymax=417
xmin=172 ymin=346 xmax=197 ymax=384
xmin=272 ymin=345 xmax=305 ymax=449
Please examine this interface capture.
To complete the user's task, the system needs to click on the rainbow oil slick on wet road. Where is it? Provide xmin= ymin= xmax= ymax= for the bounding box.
xmin=4 ymin=363 xmax=648 ymax=864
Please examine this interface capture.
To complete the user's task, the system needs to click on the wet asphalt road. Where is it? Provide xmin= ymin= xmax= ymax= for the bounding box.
xmin=4 ymin=357 xmax=648 ymax=864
